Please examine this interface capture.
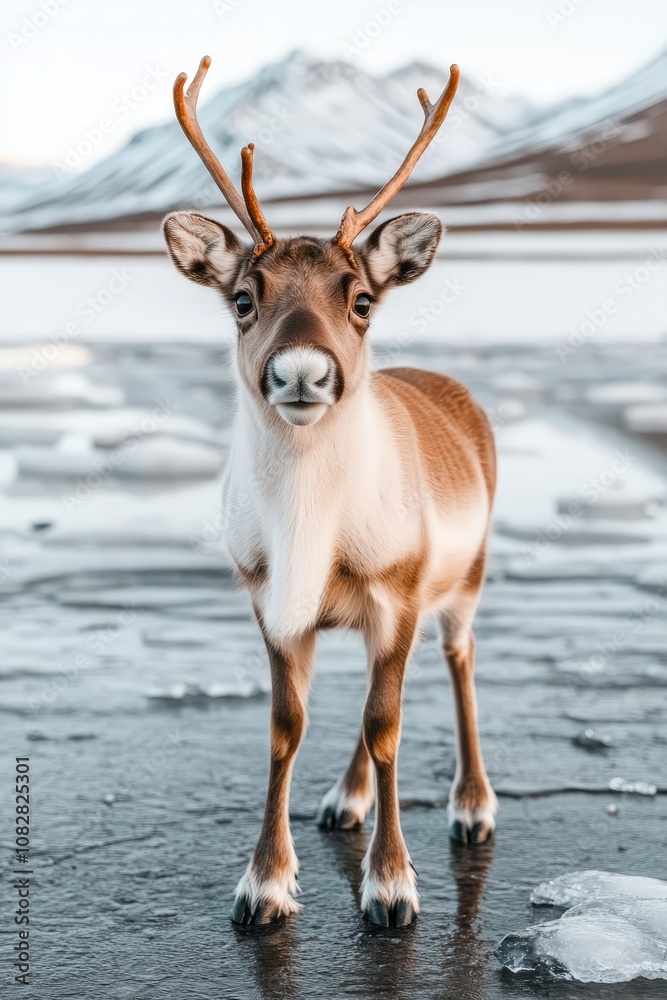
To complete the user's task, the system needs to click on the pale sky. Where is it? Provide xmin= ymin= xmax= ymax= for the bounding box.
xmin=2 ymin=0 xmax=666 ymax=168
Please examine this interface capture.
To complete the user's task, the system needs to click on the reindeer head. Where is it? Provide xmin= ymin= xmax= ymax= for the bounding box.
xmin=163 ymin=56 xmax=459 ymax=428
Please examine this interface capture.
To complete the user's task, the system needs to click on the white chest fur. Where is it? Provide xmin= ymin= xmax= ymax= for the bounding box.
xmin=223 ymin=385 xmax=487 ymax=642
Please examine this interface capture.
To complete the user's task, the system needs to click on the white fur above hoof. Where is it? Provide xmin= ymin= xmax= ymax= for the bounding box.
xmin=231 ymin=861 xmax=301 ymax=926
xmin=317 ymin=780 xmax=374 ymax=830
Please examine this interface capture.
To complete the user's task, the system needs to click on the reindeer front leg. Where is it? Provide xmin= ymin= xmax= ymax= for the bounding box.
xmin=360 ymin=609 xmax=420 ymax=927
xmin=232 ymin=626 xmax=316 ymax=925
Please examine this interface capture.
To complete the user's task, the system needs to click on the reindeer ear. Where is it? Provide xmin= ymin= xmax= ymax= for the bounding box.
xmin=162 ymin=212 xmax=248 ymax=291
xmin=360 ymin=213 xmax=442 ymax=290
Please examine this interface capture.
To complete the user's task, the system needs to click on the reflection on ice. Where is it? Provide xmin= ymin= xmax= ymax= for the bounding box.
xmin=497 ymin=871 xmax=667 ymax=983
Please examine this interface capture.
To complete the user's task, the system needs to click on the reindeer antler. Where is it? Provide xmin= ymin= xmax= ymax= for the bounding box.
xmin=241 ymin=144 xmax=275 ymax=252
xmin=335 ymin=64 xmax=460 ymax=258
xmin=173 ymin=56 xmax=274 ymax=254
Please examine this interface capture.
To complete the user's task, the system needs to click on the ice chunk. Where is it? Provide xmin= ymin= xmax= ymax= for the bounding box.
xmin=585 ymin=382 xmax=667 ymax=406
xmin=113 ymin=437 xmax=224 ymax=480
xmin=493 ymin=372 xmax=540 ymax=393
xmin=557 ymin=494 xmax=652 ymax=521
xmin=496 ymin=871 xmax=667 ymax=983
xmin=0 ymin=372 xmax=122 ymax=408
xmin=497 ymin=901 xmax=667 ymax=983
xmin=531 ymin=871 xmax=667 ymax=908
xmin=15 ymin=443 xmax=99 ymax=478
xmin=146 ymin=681 xmax=267 ymax=704
xmin=15 ymin=436 xmax=223 ymax=481
xmin=609 ymin=777 xmax=657 ymax=796
xmin=0 ymin=408 xmax=218 ymax=448
xmin=572 ymin=728 xmax=612 ymax=752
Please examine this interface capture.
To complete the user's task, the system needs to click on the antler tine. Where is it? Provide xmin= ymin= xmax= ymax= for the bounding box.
xmin=335 ymin=64 xmax=461 ymax=255
xmin=174 ymin=56 xmax=273 ymax=247
xmin=241 ymin=144 xmax=275 ymax=255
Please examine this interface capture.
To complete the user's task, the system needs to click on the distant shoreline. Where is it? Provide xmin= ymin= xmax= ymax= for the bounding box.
xmin=3 ymin=214 xmax=667 ymax=256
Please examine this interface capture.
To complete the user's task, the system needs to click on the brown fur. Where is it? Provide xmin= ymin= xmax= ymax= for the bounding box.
xmin=340 ymin=734 xmax=373 ymax=801
xmin=316 ymin=550 xmax=426 ymax=633
xmin=377 ymin=368 xmax=496 ymax=503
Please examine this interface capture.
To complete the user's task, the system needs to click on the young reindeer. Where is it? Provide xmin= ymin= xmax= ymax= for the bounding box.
xmin=163 ymin=56 xmax=497 ymax=928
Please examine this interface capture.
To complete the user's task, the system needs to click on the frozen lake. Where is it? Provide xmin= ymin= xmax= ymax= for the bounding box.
xmin=1 ymin=234 xmax=666 ymax=996
xmin=2 ymin=230 xmax=667 ymax=344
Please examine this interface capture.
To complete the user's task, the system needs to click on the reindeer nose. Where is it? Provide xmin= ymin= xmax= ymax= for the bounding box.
xmin=266 ymin=347 xmax=336 ymax=404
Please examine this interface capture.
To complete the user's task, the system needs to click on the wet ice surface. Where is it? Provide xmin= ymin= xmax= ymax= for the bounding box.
xmin=497 ymin=872 xmax=667 ymax=983
xmin=1 ymin=314 xmax=667 ymax=996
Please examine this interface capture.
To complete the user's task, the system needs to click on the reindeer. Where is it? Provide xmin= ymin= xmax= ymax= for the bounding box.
xmin=163 ymin=56 xmax=497 ymax=928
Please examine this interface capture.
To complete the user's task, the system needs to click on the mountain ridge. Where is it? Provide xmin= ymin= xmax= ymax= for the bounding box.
xmin=3 ymin=48 xmax=666 ymax=234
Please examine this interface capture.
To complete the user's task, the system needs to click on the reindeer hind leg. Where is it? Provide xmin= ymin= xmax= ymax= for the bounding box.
xmin=318 ymin=731 xmax=374 ymax=830
xmin=438 ymin=547 xmax=497 ymax=845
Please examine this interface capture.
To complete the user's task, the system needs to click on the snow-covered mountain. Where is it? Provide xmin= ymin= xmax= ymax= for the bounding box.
xmin=0 ymin=164 xmax=54 ymax=217
xmin=423 ymin=49 xmax=667 ymax=207
xmin=3 ymin=48 xmax=666 ymax=235
xmin=1 ymin=51 xmax=532 ymax=234
xmin=495 ymin=49 xmax=667 ymax=158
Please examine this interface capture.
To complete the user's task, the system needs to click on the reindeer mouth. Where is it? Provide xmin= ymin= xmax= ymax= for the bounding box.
xmin=275 ymin=400 xmax=328 ymax=426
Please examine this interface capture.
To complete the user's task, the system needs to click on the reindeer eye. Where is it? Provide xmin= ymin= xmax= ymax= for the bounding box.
xmin=235 ymin=292 xmax=253 ymax=317
xmin=353 ymin=294 xmax=371 ymax=318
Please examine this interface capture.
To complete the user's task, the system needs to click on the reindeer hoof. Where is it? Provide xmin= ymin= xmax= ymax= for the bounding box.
xmin=317 ymin=803 xmax=361 ymax=830
xmin=448 ymin=805 xmax=496 ymax=845
xmin=317 ymin=782 xmax=373 ymax=830
xmin=231 ymin=894 xmax=273 ymax=926
xmin=360 ymin=855 xmax=419 ymax=928
xmin=231 ymin=893 xmax=295 ymax=926
xmin=366 ymin=898 xmax=416 ymax=928
xmin=231 ymin=864 xmax=301 ymax=925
